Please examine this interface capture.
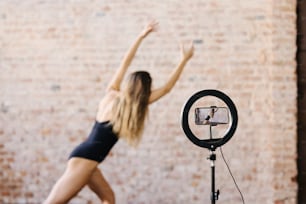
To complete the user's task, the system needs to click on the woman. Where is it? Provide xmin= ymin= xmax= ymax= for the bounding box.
xmin=44 ymin=21 xmax=194 ymax=204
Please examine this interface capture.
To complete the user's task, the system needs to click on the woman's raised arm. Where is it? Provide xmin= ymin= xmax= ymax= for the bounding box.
xmin=149 ymin=42 xmax=194 ymax=103
xmin=107 ymin=21 xmax=158 ymax=91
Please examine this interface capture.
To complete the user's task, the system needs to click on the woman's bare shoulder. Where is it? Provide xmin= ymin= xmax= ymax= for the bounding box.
xmin=99 ymin=90 xmax=120 ymax=104
xmin=105 ymin=90 xmax=120 ymax=99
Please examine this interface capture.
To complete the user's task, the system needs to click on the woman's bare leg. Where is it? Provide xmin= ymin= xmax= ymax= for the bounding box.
xmin=44 ymin=158 xmax=99 ymax=204
xmin=88 ymin=168 xmax=115 ymax=204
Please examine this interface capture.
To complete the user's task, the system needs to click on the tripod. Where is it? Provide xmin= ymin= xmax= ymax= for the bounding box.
xmin=181 ymin=89 xmax=238 ymax=204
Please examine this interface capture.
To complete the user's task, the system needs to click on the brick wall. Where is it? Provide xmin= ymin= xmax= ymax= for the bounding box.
xmin=0 ymin=0 xmax=297 ymax=203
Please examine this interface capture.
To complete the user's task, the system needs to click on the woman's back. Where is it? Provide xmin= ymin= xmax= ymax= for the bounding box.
xmin=96 ymin=91 xmax=120 ymax=123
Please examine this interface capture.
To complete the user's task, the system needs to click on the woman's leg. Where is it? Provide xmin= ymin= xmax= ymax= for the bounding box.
xmin=88 ymin=168 xmax=115 ymax=204
xmin=44 ymin=158 xmax=98 ymax=204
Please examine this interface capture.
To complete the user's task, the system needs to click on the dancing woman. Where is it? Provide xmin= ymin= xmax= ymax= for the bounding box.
xmin=44 ymin=21 xmax=194 ymax=204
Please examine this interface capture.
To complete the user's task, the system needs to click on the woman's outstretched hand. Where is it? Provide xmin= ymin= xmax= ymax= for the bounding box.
xmin=180 ymin=42 xmax=194 ymax=61
xmin=140 ymin=20 xmax=159 ymax=38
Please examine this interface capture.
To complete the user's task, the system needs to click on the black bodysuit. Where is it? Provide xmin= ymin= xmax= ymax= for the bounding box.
xmin=69 ymin=121 xmax=118 ymax=163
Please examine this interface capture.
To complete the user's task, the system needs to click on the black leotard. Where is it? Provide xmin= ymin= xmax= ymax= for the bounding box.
xmin=69 ymin=121 xmax=118 ymax=163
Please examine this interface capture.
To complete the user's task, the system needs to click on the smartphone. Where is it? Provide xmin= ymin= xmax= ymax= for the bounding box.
xmin=195 ymin=107 xmax=229 ymax=125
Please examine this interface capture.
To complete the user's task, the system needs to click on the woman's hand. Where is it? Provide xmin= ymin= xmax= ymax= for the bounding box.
xmin=148 ymin=40 xmax=194 ymax=103
xmin=180 ymin=42 xmax=194 ymax=61
xmin=107 ymin=20 xmax=159 ymax=91
xmin=140 ymin=20 xmax=158 ymax=38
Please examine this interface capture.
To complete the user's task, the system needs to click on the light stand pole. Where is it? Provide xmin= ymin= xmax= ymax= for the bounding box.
xmin=210 ymin=150 xmax=218 ymax=204
xmin=209 ymin=124 xmax=219 ymax=203
xmin=209 ymin=124 xmax=219 ymax=204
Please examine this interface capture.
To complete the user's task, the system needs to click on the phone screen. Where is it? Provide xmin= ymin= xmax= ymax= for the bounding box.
xmin=195 ymin=107 xmax=229 ymax=125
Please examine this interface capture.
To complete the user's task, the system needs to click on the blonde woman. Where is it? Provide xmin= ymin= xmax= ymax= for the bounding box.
xmin=44 ymin=21 xmax=194 ymax=204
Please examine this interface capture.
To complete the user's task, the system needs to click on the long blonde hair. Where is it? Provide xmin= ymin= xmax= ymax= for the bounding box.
xmin=110 ymin=71 xmax=152 ymax=146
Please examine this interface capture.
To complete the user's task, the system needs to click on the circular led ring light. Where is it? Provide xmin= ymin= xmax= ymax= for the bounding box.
xmin=181 ymin=89 xmax=238 ymax=150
